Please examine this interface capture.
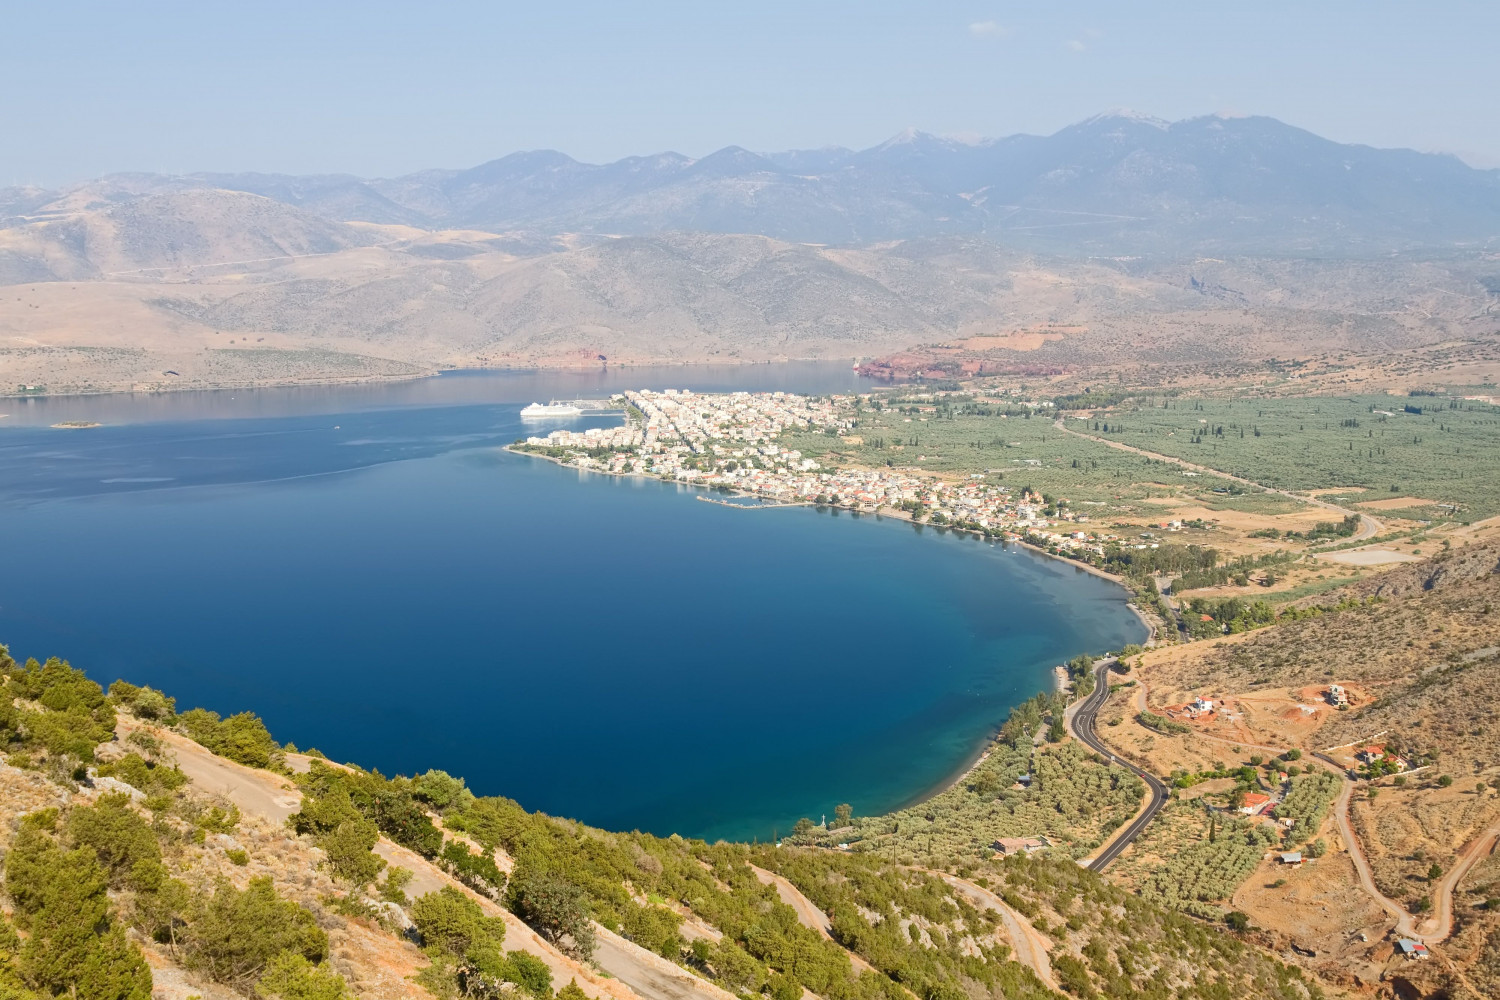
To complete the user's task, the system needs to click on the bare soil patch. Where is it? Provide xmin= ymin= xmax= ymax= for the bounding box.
xmin=1319 ymin=549 xmax=1422 ymax=566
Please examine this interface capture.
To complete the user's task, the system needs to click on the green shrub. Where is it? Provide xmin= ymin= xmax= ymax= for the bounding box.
xmin=409 ymin=886 xmax=558 ymax=997
xmin=380 ymin=867 xmax=414 ymax=906
xmin=412 ymin=886 xmax=504 ymax=959
xmin=177 ymin=708 xmax=280 ymax=769
xmin=2 ymin=813 xmax=152 ymax=1000
xmin=181 ymin=876 xmax=328 ymax=986
xmin=412 ymin=770 xmax=472 ymax=812
xmin=296 ymin=762 xmax=443 ymax=858
xmin=440 ymin=840 xmax=507 ymax=898
xmin=320 ymin=819 xmax=386 ymax=888
xmin=254 ymin=952 xmax=351 ymax=1000
xmin=64 ymin=793 xmax=166 ymax=890
xmin=95 ymin=752 xmax=187 ymax=795
xmin=507 ymin=867 xmax=595 ymax=960
xmin=502 ymin=950 xmax=553 ymax=998
xmin=107 ymin=680 xmax=176 ymax=721
xmin=1137 ymin=711 xmax=1190 ymax=736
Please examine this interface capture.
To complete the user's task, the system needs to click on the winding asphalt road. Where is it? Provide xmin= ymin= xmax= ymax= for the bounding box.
xmin=1068 ymin=659 xmax=1169 ymax=871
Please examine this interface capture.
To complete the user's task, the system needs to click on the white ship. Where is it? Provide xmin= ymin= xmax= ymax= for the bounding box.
xmin=520 ymin=401 xmax=583 ymax=418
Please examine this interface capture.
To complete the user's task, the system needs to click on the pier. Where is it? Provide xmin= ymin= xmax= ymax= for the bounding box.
xmin=695 ymin=495 xmax=811 ymax=510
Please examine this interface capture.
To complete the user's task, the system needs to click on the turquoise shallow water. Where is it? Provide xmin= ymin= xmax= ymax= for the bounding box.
xmin=0 ymin=365 xmax=1145 ymax=842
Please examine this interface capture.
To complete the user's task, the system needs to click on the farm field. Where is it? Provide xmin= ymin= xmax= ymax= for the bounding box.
xmin=1069 ymin=393 xmax=1500 ymax=519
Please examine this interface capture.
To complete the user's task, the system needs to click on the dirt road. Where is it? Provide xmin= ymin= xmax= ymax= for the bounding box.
xmin=1323 ymin=768 xmax=1412 ymax=938
xmin=932 ymin=873 xmax=1057 ymax=992
xmin=121 ymin=721 xmax=660 ymax=1000
xmin=1414 ymin=819 xmax=1500 ymax=941
xmin=749 ymin=865 xmax=875 ymax=973
xmin=118 ymin=720 xmax=304 ymax=821
xmin=1052 ymin=419 xmax=1383 ymax=539
xmin=593 ymin=927 xmax=740 ymax=1000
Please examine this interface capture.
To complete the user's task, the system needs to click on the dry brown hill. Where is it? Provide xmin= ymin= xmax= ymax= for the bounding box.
xmin=4 ymin=192 xmax=1498 ymax=395
xmin=0 ymin=190 xmax=383 ymax=283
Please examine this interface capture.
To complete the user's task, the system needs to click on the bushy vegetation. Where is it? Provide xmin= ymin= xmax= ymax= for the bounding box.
xmin=2 ymin=654 xmax=118 ymax=771
xmin=840 ymin=740 xmax=1144 ymax=865
xmin=176 ymin=708 xmax=281 ymax=769
xmin=1271 ymin=773 xmax=1341 ymax=846
xmin=1125 ymin=805 xmax=1280 ymax=919
xmin=411 ymin=885 xmax=555 ymax=999
xmin=2 ymin=808 xmax=152 ymax=1000
xmin=1137 ymin=711 xmax=1190 ymax=736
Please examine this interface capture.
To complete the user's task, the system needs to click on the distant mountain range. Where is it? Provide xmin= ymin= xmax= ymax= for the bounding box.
xmin=6 ymin=113 xmax=1500 ymax=254
xmin=3 ymin=112 xmax=1499 ymax=395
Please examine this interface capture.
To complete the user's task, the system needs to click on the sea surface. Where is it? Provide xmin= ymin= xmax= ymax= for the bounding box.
xmin=0 ymin=364 xmax=1145 ymax=842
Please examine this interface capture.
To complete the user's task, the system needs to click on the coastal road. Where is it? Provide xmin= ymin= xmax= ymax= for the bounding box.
xmin=1067 ymin=659 xmax=1169 ymax=872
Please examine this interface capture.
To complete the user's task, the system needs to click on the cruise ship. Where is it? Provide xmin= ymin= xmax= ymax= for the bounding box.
xmin=520 ymin=401 xmax=583 ymax=418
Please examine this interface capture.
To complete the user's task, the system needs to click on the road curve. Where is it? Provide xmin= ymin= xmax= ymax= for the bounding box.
xmin=1318 ymin=746 xmax=1500 ymax=945
xmin=1067 ymin=660 xmax=1169 ymax=872
xmin=749 ymin=865 xmax=876 ymax=974
xmin=931 ymin=873 xmax=1057 ymax=992
xmin=1313 ymin=755 xmax=1413 ymax=937
xmin=1419 ymin=820 xmax=1500 ymax=941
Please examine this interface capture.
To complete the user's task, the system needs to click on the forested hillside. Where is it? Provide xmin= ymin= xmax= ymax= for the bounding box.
xmin=0 ymin=644 xmax=1327 ymax=1000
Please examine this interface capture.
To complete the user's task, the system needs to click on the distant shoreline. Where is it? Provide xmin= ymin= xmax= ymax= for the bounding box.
xmin=0 ymin=356 xmax=866 ymax=402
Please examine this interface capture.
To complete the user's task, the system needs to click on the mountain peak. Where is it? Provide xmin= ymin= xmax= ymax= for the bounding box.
xmin=1075 ymin=108 xmax=1171 ymax=130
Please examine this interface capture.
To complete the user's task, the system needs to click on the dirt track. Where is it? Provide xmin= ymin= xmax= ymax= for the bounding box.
xmin=1413 ymin=819 xmax=1500 ymax=941
xmin=120 ymin=720 xmax=709 ymax=1000
xmin=931 ymin=873 xmax=1057 ymax=992
xmin=749 ymin=865 xmax=875 ymax=974
xmin=1052 ymin=419 xmax=1383 ymax=540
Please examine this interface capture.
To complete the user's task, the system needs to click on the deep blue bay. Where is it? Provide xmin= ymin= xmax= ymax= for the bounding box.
xmin=0 ymin=364 xmax=1145 ymax=842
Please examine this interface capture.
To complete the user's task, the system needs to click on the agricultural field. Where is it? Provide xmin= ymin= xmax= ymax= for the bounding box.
xmin=783 ymin=389 xmax=1497 ymax=611
xmin=781 ymin=394 xmax=1196 ymax=509
xmin=1071 ymin=393 xmax=1500 ymax=519
xmin=791 ymin=739 xmax=1144 ymax=868
xmin=1109 ymin=799 xmax=1279 ymax=919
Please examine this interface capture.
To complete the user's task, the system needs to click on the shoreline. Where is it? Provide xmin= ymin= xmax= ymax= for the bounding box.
xmin=0 ymin=356 xmax=865 ymax=402
xmin=506 ymin=442 xmax=1150 ymax=816
xmin=505 ymin=444 xmax=1141 ymax=593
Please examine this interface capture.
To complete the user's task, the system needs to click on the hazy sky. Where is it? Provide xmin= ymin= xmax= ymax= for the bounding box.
xmin=7 ymin=1 xmax=1499 ymax=185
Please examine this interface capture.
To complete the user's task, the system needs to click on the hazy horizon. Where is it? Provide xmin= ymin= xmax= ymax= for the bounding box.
xmin=7 ymin=1 xmax=1500 ymax=186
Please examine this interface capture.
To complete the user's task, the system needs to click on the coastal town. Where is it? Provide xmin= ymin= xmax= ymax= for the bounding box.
xmin=514 ymin=389 xmax=1118 ymax=557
